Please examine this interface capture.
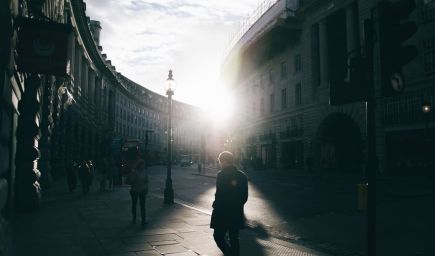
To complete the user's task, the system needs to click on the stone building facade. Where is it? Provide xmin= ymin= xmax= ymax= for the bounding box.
xmin=0 ymin=0 xmax=201 ymax=254
xmin=223 ymin=0 xmax=435 ymax=174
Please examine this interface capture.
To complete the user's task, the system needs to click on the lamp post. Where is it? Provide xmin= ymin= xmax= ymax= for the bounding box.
xmin=164 ymin=70 xmax=175 ymax=204
xmin=145 ymin=130 xmax=154 ymax=168
xmin=422 ymin=100 xmax=432 ymax=173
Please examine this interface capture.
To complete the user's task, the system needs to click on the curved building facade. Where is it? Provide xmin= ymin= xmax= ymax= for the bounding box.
xmin=0 ymin=0 xmax=201 ymax=253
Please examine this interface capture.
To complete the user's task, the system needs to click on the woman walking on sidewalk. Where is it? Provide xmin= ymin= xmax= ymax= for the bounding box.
xmin=126 ymin=159 xmax=148 ymax=226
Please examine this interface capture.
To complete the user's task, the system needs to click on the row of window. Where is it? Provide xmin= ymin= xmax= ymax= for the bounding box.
xmin=256 ymin=83 xmax=302 ymax=115
xmin=245 ymin=116 xmax=305 ymax=143
xmin=258 ymin=54 xmax=302 ymax=87
xmin=115 ymin=122 xmax=163 ymax=142
xmin=423 ymin=38 xmax=435 ymax=74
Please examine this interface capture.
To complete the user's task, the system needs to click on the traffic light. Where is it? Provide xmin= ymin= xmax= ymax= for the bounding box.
xmin=378 ymin=0 xmax=418 ymax=97
xmin=330 ymin=54 xmax=368 ymax=105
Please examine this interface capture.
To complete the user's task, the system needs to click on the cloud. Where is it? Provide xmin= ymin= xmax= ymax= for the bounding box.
xmin=85 ymin=0 xmax=259 ymax=105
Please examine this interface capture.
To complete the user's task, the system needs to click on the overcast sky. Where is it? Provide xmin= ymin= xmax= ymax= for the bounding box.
xmin=85 ymin=0 xmax=260 ymax=107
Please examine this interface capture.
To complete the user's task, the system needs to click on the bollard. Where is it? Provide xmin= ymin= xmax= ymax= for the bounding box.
xmin=357 ymin=183 xmax=367 ymax=210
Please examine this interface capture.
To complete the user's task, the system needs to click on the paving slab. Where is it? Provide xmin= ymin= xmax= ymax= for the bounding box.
xmin=155 ymin=244 xmax=189 ymax=254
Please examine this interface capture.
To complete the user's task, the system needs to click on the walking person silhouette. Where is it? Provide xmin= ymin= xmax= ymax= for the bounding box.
xmin=126 ymin=159 xmax=148 ymax=226
xmin=211 ymin=151 xmax=248 ymax=256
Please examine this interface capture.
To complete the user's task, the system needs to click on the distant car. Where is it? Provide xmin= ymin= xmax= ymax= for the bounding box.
xmin=180 ymin=156 xmax=192 ymax=167
xmin=180 ymin=160 xmax=192 ymax=167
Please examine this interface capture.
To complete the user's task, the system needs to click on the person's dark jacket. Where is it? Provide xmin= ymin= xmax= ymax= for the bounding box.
xmin=210 ymin=166 xmax=248 ymax=229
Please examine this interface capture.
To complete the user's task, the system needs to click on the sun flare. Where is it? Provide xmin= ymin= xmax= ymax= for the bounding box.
xmin=197 ymin=86 xmax=235 ymax=126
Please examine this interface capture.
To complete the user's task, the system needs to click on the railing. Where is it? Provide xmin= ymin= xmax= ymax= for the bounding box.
xmin=383 ymin=88 xmax=435 ymax=125
xmin=223 ymin=0 xmax=300 ymax=58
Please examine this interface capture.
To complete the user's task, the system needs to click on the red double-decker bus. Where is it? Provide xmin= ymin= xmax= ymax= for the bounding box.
xmin=120 ymin=139 xmax=141 ymax=175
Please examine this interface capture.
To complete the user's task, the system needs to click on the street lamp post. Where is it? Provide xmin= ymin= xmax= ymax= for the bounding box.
xmin=145 ymin=130 xmax=154 ymax=168
xmin=422 ymin=100 xmax=432 ymax=173
xmin=164 ymin=70 xmax=175 ymax=204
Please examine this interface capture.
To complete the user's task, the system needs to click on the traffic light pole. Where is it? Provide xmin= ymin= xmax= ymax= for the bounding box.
xmin=364 ymin=18 xmax=376 ymax=256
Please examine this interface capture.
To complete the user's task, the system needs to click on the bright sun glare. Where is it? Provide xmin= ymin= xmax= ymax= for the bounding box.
xmin=196 ymin=86 xmax=235 ymax=126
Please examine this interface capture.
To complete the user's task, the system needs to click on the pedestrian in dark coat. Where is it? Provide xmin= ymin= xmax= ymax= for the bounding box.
xmin=211 ymin=151 xmax=248 ymax=256
xmin=66 ymin=161 xmax=78 ymax=192
xmin=78 ymin=160 xmax=93 ymax=195
xmin=126 ymin=159 xmax=148 ymax=226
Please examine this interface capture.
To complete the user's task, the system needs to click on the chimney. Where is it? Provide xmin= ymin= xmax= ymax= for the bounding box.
xmin=89 ymin=20 xmax=102 ymax=45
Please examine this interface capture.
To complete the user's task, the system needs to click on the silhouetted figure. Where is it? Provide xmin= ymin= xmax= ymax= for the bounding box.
xmin=78 ymin=160 xmax=93 ymax=195
xmin=67 ymin=161 xmax=78 ymax=192
xmin=211 ymin=151 xmax=248 ymax=256
xmin=97 ymin=158 xmax=107 ymax=191
xmin=126 ymin=159 xmax=148 ymax=226
xmin=305 ymin=156 xmax=313 ymax=172
xmin=107 ymin=158 xmax=117 ymax=191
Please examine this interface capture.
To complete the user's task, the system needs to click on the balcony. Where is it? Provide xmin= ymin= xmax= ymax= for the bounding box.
xmin=384 ymin=89 xmax=435 ymax=125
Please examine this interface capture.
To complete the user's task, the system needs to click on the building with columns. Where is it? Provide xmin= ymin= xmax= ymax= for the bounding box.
xmin=223 ymin=0 xmax=435 ymax=174
xmin=0 ymin=0 xmax=201 ymax=254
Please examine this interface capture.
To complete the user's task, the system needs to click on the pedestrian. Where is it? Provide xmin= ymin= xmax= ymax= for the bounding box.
xmin=78 ymin=160 xmax=93 ymax=195
xmin=107 ymin=158 xmax=117 ymax=191
xmin=210 ymin=151 xmax=248 ymax=256
xmin=305 ymin=156 xmax=313 ymax=172
xmin=66 ymin=161 xmax=78 ymax=193
xmin=98 ymin=158 xmax=107 ymax=191
xmin=126 ymin=159 xmax=148 ymax=226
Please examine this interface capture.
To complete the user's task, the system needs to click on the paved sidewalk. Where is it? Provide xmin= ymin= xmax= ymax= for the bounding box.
xmin=11 ymin=173 xmax=329 ymax=256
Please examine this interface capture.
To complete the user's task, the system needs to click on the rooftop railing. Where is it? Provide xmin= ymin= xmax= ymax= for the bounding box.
xmin=223 ymin=0 xmax=300 ymax=59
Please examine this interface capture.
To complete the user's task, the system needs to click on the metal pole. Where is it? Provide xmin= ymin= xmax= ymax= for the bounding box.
xmin=425 ymin=113 xmax=430 ymax=173
xmin=145 ymin=130 xmax=153 ymax=168
xmin=365 ymin=18 xmax=376 ymax=256
xmin=164 ymin=91 xmax=174 ymax=204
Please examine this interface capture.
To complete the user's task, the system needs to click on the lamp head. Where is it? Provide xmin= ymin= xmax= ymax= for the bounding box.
xmin=422 ymin=100 xmax=432 ymax=114
xmin=166 ymin=69 xmax=175 ymax=95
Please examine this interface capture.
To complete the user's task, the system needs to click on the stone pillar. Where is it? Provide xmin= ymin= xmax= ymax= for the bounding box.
xmin=15 ymin=75 xmax=42 ymax=211
xmin=38 ymin=77 xmax=55 ymax=188
xmin=346 ymin=3 xmax=359 ymax=57
xmin=319 ymin=19 xmax=329 ymax=87
xmin=89 ymin=70 xmax=95 ymax=106
xmin=81 ymin=62 xmax=88 ymax=99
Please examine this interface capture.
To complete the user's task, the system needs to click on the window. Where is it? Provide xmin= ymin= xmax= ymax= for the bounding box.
xmin=281 ymin=89 xmax=287 ymax=109
xmin=294 ymin=54 xmax=302 ymax=73
xmin=280 ymin=61 xmax=287 ymax=79
xmin=295 ymin=83 xmax=302 ymax=105
xmin=311 ymin=23 xmax=320 ymax=87
xmin=423 ymin=0 xmax=435 ymax=21
xmin=423 ymin=39 xmax=435 ymax=74
xmin=270 ymin=93 xmax=275 ymax=113
xmin=260 ymin=98 xmax=265 ymax=115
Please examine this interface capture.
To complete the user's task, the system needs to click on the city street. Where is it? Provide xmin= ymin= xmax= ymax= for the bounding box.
xmin=2 ymin=1 xmax=435 ymax=255
xmin=148 ymin=165 xmax=435 ymax=256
